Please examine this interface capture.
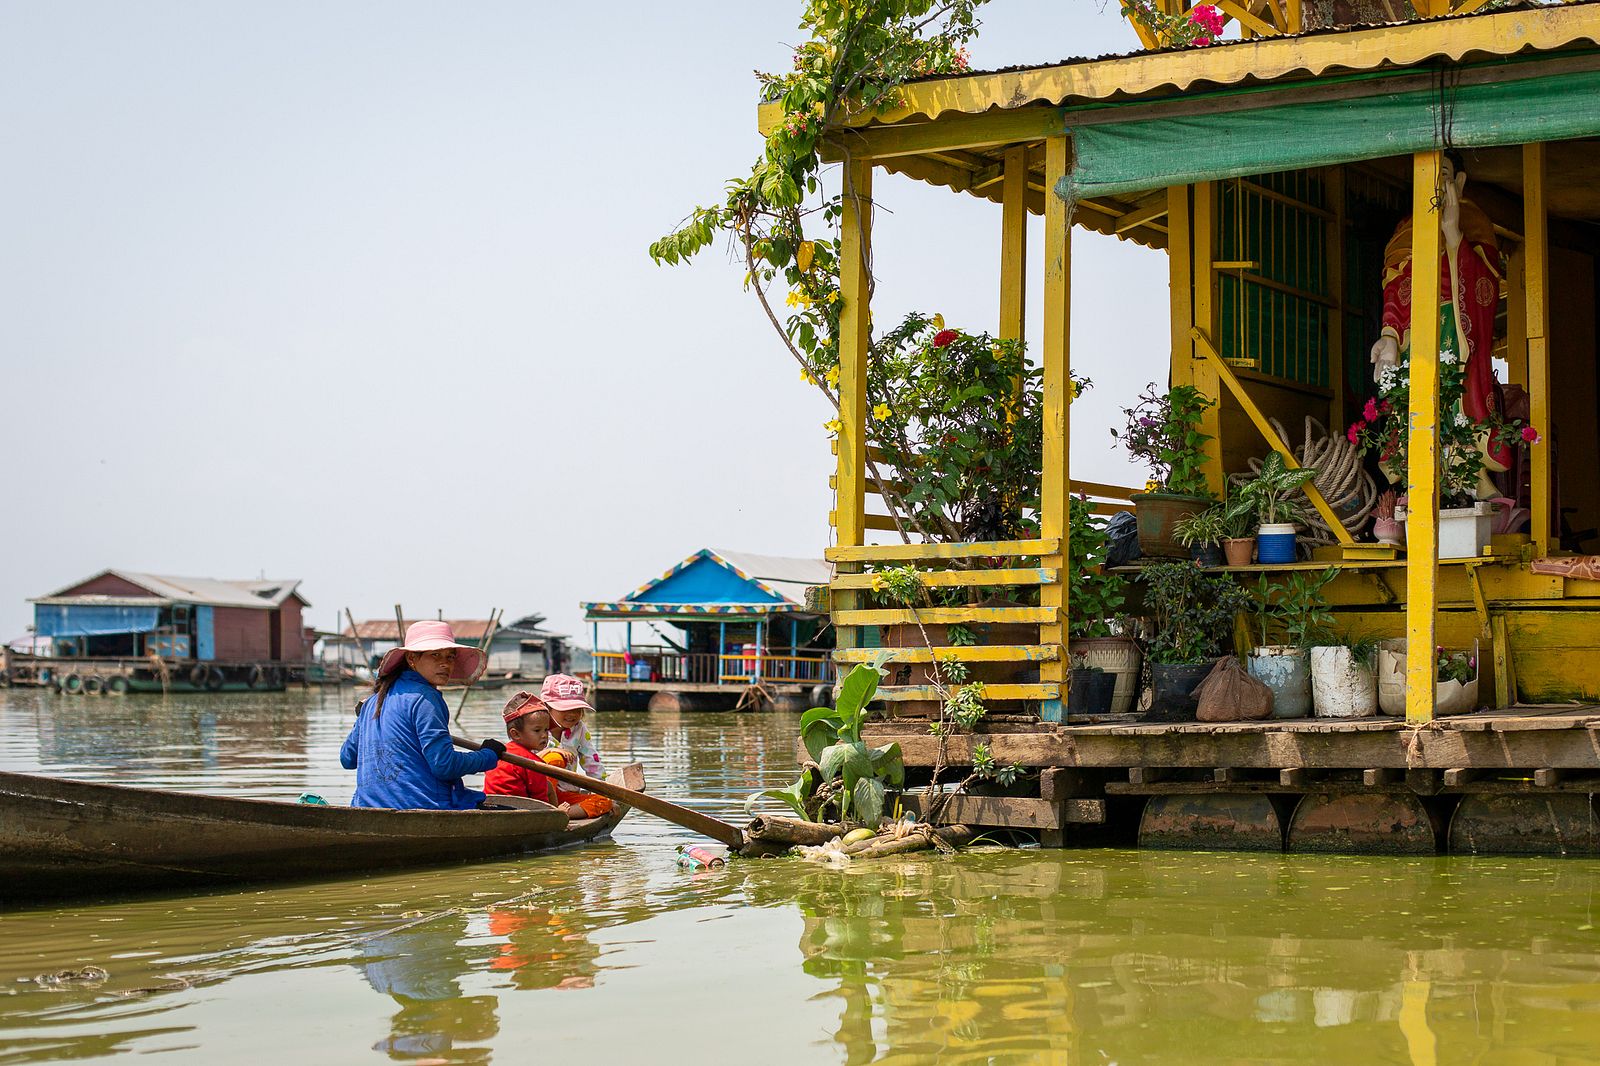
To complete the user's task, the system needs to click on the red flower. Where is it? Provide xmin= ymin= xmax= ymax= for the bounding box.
xmin=1347 ymin=420 xmax=1365 ymax=444
xmin=1362 ymin=397 xmax=1380 ymax=422
xmin=1189 ymin=4 xmax=1225 ymax=34
xmin=1522 ymin=425 xmax=1541 ymax=444
xmin=932 ymin=329 xmax=958 ymax=348
xmin=1192 ymin=34 xmax=1213 ymax=46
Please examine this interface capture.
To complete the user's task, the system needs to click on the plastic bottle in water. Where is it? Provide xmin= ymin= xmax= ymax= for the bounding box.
xmin=676 ymin=844 xmax=726 ymax=869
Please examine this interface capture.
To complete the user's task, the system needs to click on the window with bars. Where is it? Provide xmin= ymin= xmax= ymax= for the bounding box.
xmin=1216 ymin=170 xmax=1334 ymax=388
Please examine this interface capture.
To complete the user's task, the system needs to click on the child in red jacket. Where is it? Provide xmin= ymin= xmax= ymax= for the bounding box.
xmin=484 ymin=692 xmax=613 ymax=819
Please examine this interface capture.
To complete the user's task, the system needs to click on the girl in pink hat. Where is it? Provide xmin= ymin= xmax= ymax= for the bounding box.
xmin=339 ymin=620 xmax=508 ymax=810
xmin=539 ymin=673 xmax=603 ymax=778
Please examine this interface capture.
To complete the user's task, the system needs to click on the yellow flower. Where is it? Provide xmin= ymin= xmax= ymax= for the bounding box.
xmin=1068 ymin=380 xmax=1082 ymax=400
xmin=825 ymin=291 xmax=839 ymax=304
xmin=801 ymin=369 xmax=817 ymax=386
xmin=932 ymin=313 xmax=945 ymax=331
xmin=1145 ymin=479 xmax=1162 ymax=493
xmin=824 ymin=418 xmax=843 ymax=435
xmin=786 ymin=290 xmax=813 ymax=308
xmin=872 ymin=403 xmax=892 ymax=421
xmin=825 ymin=366 xmax=839 ymax=387
xmin=796 ymin=240 xmax=815 ymax=273
xmin=870 ymin=575 xmax=886 ymax=592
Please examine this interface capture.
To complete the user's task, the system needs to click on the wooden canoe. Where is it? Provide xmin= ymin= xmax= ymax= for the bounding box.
xmin=0 ymin=763 xmax=645 ymax=902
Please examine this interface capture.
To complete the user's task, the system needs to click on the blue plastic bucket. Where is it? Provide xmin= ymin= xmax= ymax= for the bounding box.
xmin=1256 ymin=523 xmax=1298 ymax=564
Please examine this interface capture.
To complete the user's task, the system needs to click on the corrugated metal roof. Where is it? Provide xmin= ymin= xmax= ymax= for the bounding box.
xmin=33 ymin=570 xmax=305 ymax=610
xmin=710 ymin=549 xmax=832 ymax=606
xmin=341 ymin=618 xmax=568 ymax=641
xmin=829 ymin=4 xmax=1600 ymax=126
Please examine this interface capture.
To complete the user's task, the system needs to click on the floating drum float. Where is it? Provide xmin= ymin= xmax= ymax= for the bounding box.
xmin=1138 ymin=794 xmax=1284 ymax=851
xmin=1449 ymin=794 xmax=1600 ymax=856
xmin=1288 ymin=791 xmax=1438 ymax=854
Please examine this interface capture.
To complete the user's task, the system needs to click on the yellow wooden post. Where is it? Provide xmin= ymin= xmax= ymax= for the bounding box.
xmin=835 ymin=159 xmax=873 ymax=651
xmin=1405 ymin=150 xmax=1443 ymax=726
xmin=1039 ymin=136 xmax=1071 ymax=722
xmin=1000 ymin=146 xmax=1028 ymax=344
xmin=1191 ymin=180 xmax=1224 ymax=494
xmin=1523 ymin=142 xmax=1552 ymax=556
xmin=1168 ymin=183 xmax=1193 ymax=383
xmin=1504 ymin=242 xmax=1528 ymax=391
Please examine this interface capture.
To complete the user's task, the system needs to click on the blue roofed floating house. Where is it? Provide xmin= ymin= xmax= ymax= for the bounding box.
xmin=581 ymin=549 xmax=834 ymax=711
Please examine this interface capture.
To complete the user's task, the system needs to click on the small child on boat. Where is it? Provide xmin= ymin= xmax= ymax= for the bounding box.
xmin=484 ymin=692 xmax=612 ymax=819
xmin=539 ymin=674 xmax=604 ymax=777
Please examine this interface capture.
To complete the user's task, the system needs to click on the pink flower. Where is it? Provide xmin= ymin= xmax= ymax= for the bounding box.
xmin=1347 ymin=420 xmax=1365 ymax=444
xmin=932 ymin=329 xmax=958 ymax=348
xmin=1189 ymin=3 xmax=1225 ymax=34
xmin=1522 ymin=425 xmax=1541 ymax=444
xmin=1363 ymin=397 xmax=1380 ymax=422
xmin=1192 ymin=34 xmax=1212 ymax=46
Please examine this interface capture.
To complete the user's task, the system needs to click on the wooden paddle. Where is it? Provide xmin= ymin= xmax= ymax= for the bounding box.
xmin=452 ymin=735 xmax=745 ymax=849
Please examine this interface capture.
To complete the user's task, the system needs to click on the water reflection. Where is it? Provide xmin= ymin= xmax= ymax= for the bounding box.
xmin=4 ymin=688 xmax=1600 ymax=1064
xmin=731 ymin=850 xmax=1600 ymax=1064
xmin=360 ymin=915 xmax=497 ymax=1063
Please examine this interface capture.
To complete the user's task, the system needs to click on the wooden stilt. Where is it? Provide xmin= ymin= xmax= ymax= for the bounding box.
xmin=1523 ymin=142 xmax=1552 ymax=556
xmin=1039 ymin=136 xmax=1071 ymax=722
xmin=834 ymin=159 xmax=873 ymax=651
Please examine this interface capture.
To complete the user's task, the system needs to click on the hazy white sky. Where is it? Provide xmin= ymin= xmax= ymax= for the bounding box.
xmin=1 ymin=2 xmax=1169 ymax=648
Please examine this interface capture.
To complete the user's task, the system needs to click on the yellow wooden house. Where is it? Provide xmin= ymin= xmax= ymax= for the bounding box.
xmin=773 ymin=2 xmax=1600 ymax=741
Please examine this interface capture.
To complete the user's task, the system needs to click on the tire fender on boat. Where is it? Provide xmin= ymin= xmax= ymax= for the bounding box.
xmin=60 ymin=673 xmax=84 ymax=695
xmin=205 ymin=667 xmax=225 ymax=691
xmin=188 ymin=664 xmax=209 ymax=688
xmin=106 ymin=675 xmax=131 ymax=695
xmin=247 ymin=665 xmax=266 ymax=689
xmin=83 ymin=675 xmax=105 ymax=696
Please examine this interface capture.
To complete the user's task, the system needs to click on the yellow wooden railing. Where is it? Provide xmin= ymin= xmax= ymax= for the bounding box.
xmin=1122 ymin=0 xmax=1529 ymax=49
xmin=824 ymin=537 xmax=1069 ymax=709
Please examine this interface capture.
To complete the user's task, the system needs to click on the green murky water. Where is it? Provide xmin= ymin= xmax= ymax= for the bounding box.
xmin=3 ymin=688 xmax=1600 ymax=1064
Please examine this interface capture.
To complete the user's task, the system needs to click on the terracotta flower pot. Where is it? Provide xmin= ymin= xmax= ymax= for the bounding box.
xmin=1223 ymin=537 xmax=1256 ymax=567
xmin=1130 ymin=492 xmax=1211 ymax=560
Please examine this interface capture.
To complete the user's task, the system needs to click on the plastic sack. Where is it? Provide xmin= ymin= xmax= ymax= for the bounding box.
xmin=1104 ymin=511 xmax=1142 ymax=568
xmin=1193 ymin=655 xmax=1274 ymax=722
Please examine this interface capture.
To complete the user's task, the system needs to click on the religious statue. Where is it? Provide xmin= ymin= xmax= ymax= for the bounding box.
xmin=1369 ymin=153 xmax=1510 ymax=499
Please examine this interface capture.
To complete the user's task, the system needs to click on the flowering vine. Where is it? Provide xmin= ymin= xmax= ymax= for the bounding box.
xmin=1121 ymin=1 xmax=1226 ymax=47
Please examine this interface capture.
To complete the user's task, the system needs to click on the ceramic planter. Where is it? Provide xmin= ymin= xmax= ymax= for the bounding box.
xmin=1130 ymin=492 xmax=1211 ymax=559
xmin=1147 ymin=660 xmax=1214 ymax=722
xmin=1223 ymin=537 xmax=1256 ymax=567
xmin=1068 ymin=668 xmax=1116 ymax=716
xmin=1309 ymin=645 xmax=1378 ymax=718
xmin=1247 ymin=645 xmax=1311 ymax=718
xmin=1068 ymin=636 xmax=1143 ymax=716
xmin=1255 ymin=522 xmax=1299 ymax=564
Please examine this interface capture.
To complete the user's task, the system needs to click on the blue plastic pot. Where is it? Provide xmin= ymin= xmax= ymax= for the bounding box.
xmin=1255 ymin=523 xmax=1298 ymax=564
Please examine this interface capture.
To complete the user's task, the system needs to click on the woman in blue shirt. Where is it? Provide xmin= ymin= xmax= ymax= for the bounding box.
xmin=340 ymin=621 xmax=506 ymax=810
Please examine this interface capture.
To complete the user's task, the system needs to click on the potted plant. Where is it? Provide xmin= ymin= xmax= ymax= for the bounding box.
xmin=1376 ymin=640 xmax=1481 ymax=716
xmin=1066 ymin=495 xmax=1141 ymax=715
xmin=1137 ymin=561 xmax=1250 ymax=721
xmin=1232 ymin=451 xmax=1317 ymax=565
xmin=1245 ymin=568 xmax=1336 ymax=719
xmin=1350 ymin=351 xmax=1540 ymax=560
xmin=1111 ymin=383 xmax=1215 ymax=558
xmin=1371 ymin=489 xmax=1402 ymax=547
xmin=1309 ymin=634 xmax=1379 ymax=719
xmin=1067 ymin=652 xmax=1116 ymax=716
xmin=1173 ymin=497 xmax=1252 ymax=568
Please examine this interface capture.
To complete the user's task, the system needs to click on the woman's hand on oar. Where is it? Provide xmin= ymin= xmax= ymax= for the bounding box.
xmin=453 ymin=735 xmax=745 ymax=850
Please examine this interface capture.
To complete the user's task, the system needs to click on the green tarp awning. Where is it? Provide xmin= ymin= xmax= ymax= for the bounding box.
xmin=1061 ymin=65 xmax=1600 ymax=202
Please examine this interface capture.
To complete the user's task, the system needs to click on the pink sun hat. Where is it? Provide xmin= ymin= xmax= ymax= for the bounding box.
xmin=539 ymin=673 xmax=594 ymax=713
xmin=377 ymin=620 xmax=486 ymax=683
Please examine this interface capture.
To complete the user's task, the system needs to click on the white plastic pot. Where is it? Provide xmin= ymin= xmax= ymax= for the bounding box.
xmin=1376 ymin=638 xmax=1480 ymax=716
xmin=1309 ymin=645 xmax=1378 ymax=718
xmin=1396 ymin=501 xmax=1499 ymax=560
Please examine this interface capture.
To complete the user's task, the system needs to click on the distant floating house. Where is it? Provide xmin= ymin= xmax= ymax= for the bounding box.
xmin=582 ymin=548 xmax=834 ymax=712
xmin=342 ymin=614 xmax=571 ymax=682
xmin=11 ymin=570 xmax=312 ymax=693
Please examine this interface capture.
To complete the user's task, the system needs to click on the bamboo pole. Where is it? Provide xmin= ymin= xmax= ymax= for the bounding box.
xmin=1039 ymin=136 xmax=1071 ymax=723
xmin=1405 ymin=151 xmax=1444 ymax=727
